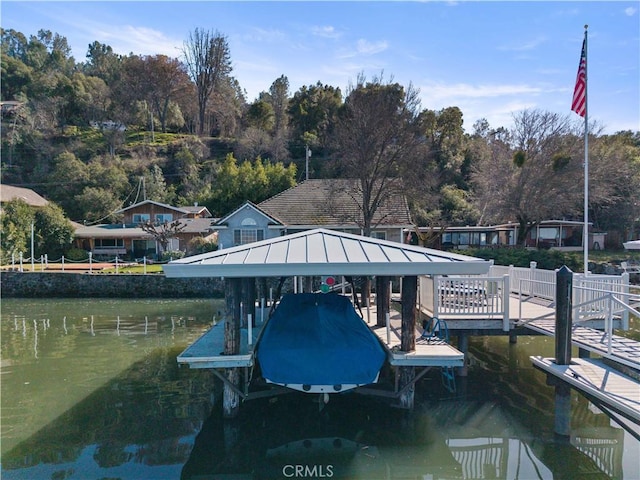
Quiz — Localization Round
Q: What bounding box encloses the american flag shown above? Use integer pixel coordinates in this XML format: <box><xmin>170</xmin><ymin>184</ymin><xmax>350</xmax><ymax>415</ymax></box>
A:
<box><xmin>571</xmin><ymin>38</ymin><xmax>587</xmax><ymax>117</ymax></box>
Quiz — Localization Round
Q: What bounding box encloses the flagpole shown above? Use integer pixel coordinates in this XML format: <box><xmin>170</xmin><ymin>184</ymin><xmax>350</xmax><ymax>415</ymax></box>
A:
<box><xmin>582</xmin><ymin>25</ymin><xmax>589</xmax><ymax>275</ymax></box>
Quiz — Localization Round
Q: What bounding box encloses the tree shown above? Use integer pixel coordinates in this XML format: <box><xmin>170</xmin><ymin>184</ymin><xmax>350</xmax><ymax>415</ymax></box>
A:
<box><xmin>266</xmin><ymin>75</ymin><xmax>289</xmax><ymax>136</ymax></box>
<box><xmin>588</xmin><ymin>131</ymin><xmax>640</xmax><ymax>244</ymax></box>
<box><xmin>122</xmin><ymin>54</ymin><xmax>191</xmax><ymax>133</ymax></box>
<box><xmin>471</xmin><ymin>109</ymin><xmax>583</xmax><ymax>245</ymax></box>
<box><xmin>288</xmin><ymin>82</ymin><xmax>342</xmax><ymax>161</ymax></box>
<box><xmin>0</xmin><ymin>198</ymin><xmax>35</xmax><ymax>263</ymax></box>
<box><xmin>84</xmin><ymin>41</ymin><xmax>121</xmax><ymax>84</ymax></box>
<box><xmin>182</xmin><ymin>28</ymin><xmax>232</xmax><ymax>135</ymax></box>
<box><xmin>245</xmin><ymin>100</ymin><xmax>274</xmax><ymax>132</ymax></box>
<box><xmin>421</xmin><ymin>106</ymin><xmax>468</xmax><ymax>188</ymax></box>
<box><xmin>332</xmin><ymin>74</ymin><xmax>422</xmax><ymax>236</ymax></box>
<box><xmin>74</xmin><ymin>186</ymin><xmax>123</xmax><ymax>224</ymax></box>
<box><xmin>140</xmin><ymin>219</ymin><xmax>186</xmax><ymax>254</ymax></box>
<box><xmin>204</xmin><ymin>153</ymin><xmax>296</xmax><ymax>215</ymax></box>
<box><xmin>33</xmin><ymin>203</ymin><xmax>75</xmax><ymax>258</ymax></box>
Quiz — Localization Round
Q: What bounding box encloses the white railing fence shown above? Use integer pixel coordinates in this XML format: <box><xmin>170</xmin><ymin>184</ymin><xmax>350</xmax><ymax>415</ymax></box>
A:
<box><xmin>419</xmin><ymin>275</ymin><xmax>510</xmax><ymax>331</ymax></box>
<box><xmin>419</xmin><ymin>263</ymin><xmax>632</xmax><ymax>332</ymax></box>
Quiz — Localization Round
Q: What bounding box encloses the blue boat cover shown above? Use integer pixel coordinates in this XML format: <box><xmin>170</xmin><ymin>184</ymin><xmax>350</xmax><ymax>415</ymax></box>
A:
<box><xmin>256</xmin><ymin>293</ymin><xmax>386</xmax><ymax>387</ymax></box>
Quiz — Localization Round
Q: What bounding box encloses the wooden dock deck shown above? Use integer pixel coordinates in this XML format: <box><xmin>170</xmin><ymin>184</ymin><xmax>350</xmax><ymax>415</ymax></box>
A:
<box><xmin>525</xmin><ymin>318</ymin><xmax>640</xmax><ymax>371</ymax></box>
<box><xmin>367</xmin><ymin>305</ymin><xmax>464</xmax><ymax>367</ymax></box>
<box><xmin>178</xmin><ymin>303</ymin><xmax>464</xmax><ymax>371</ymax></box>
<box><xmin>531</xmin><ymin>356</ymin><xmax>640</xmax><ymax>424</ymax></box>
<box><xmin>177</xmin><ymin>318</ymin><xmax>264</xmax><ymax>369</ymax></box>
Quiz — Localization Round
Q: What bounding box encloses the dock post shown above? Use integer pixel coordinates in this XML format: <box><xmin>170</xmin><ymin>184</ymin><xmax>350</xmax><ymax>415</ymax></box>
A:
<box><xmin>398</xmin><ymin>275</ymin><xmax>418</xmax><ymax>409</ymax></box>
<box><xmin>555</xmin><ymin>266</ymin><xmax>573</xmax><ymax>365</ymax></box>
<box><xmin>457</xmin><ymin>334</ymin><xmax>468</xmax><ymax>377</ymax></box>
<box><xmin>376</xmin><ymin>276</ymin><xmax>390</xmax><ymax>327</ymax></box>
<box><xmin>223</xmin><ymin>278</ymin><xmax>242</xmax><ymax>418</ymax></box>
<box><xmin>554</xmin><ymin>265</ymin><xmax>573</xmax><ymax>437</ymax></box>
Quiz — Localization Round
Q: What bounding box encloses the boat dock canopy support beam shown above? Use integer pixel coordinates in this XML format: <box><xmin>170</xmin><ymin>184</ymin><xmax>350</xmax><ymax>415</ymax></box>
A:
<box><xmin>223</xmin><ymin>278</ymin><xmax>243</xmax><ymax>418</ymax></box>
<box><xmin>398</xmin><ymin>275</ymin><xmax>418</xmax><ymax>409</ymax></box>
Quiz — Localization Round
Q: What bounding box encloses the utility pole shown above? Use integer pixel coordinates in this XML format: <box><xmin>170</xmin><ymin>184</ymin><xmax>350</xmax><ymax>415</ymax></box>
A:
<box><xmin>305</xmin><ymin>145</ymin><xmax>312</xmax><ymax>181</ymax></box>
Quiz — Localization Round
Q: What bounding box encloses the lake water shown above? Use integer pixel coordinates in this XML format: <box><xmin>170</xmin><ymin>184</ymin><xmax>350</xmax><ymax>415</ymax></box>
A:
<box><xmin>1</xmin><ymin>298</ymin><xmax>639</xmax><ymax>480</ymax></box>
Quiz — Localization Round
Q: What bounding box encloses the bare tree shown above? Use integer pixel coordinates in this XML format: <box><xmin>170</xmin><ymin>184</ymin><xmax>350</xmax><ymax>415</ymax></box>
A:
<box><xmin>140</xmin><ymin>220</ymin><xmax>186</xmax><ymax>254</ymax></box>
<box><xmin>182</xmin><ymin>28</ymin><xmax>232</xmax><ymax>135</ymax></box>
<box><xmin>332</xmin><ymin>73</ymin><xmax>423</xmax><ymax>236</ymax></box>
<box><xmin>472</xmin><ymin>109</ymin><xmax>584</xmax><ymax>244</ymax></box>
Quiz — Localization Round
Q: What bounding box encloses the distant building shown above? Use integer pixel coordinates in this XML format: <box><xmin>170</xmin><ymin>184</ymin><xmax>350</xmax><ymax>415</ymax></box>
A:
<box><xmin>0</xmin><ymin>184</ymin><xmax>49</xmax><ymax>208</ymax></box>
<box><xmin>73</xmin><ymin>200</ymin><xmax>217</xmax><ymax>259</ymax></box>
<box><xmin>410</xmin><ymin>220</ymin><xmax>602</xmax><ymax>251</ymax></box>
<box><xmin>212</xmin><ymin>179</ymin><xmax>414</xmax><ymax>249</ymax></box>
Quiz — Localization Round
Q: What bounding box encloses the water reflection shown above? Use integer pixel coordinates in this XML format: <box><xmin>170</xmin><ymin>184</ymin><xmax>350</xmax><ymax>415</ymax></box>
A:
<box><xmin>181</xmin><ymin>390</ymin><xmax>633</xmax><ymax>480</ymax></box>
<box><xmin>1</xmin><ymin>298</ymin><xmax>220</xmax><ymax>479</ymax></box>
<box><xmin>1</xmin><ymin>299</ymin><xmax>638</xmax><ymax>479</ymax></box>
<box><xmin>2</xmin><ymin>343</ymin><xmax>215</xmax><ymax>479</ymax></box>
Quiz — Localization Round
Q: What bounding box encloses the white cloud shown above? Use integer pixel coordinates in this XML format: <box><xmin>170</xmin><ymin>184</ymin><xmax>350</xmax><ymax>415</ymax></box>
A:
<box><xmin>420</xmin><ymin>82</ymin><xmax>544</xmax><ymax>102</ymax></box>
<box><xmin>498</xmin><ymin>36</ymin><xmax>547</xmax><ymax>52</ymax></box>
<box><xmin>311</xmin><ymin>25</ymin><xmax>342</xmax><ymax>39</ymax></box>
<box><xmin>356</xmin><ymin>39</ymin><xmax>389</xmax><ymax>55</ymax></box>
<box><xmin>241</xmin><ymin>27</ymin><xmax>287</xmax><ymax>44</ymax></box>
<box><xmin>624</xmin><ymin>7</ymin><xmax>637</xmax><ymax>16</ymax></box>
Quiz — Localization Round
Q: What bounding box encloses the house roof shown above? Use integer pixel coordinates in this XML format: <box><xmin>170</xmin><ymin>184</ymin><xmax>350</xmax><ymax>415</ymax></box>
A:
<box><xmin>163</xmin><ymin>228</ymin><xmax>490</xmax><ymax>278</ymax></box>
<box><xmin>115</xmin><ymin>199</ymin><xmax>190</xmax><ymax>215</ymax></box>
<box><xmin>214</xmin><ymin>201</ymin><xmax>283</xmax><ymax>227</ymax></box>
<box><xmin>1</xmin><ymin>185</ymin><xmax>49</xmax><ymax>207</ymax></box>
<box><xmin>75</xmin><ymin>217</ymin><xmax>216</xmax><ymax>238</ymax></box>
<box><xmin>257</xmin><ymin>179</ymin><xmax>413</xmax><ymax>229</ymax></box>
<box><xmin>181</xmin><ymin>205</ymin><xmax>213</xmax><ymax>217</ymax></box>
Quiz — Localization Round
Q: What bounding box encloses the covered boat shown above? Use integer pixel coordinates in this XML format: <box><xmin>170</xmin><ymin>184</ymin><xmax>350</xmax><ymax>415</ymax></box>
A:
<box><xmin>256</xmin><ymin>293</ymin><xmax>386</xmax><ymax>393</ymax></box>
<box><xmin>623</xmin><ymin>240</ymin><xmax>640</xmax><ymax>250</ymax></box>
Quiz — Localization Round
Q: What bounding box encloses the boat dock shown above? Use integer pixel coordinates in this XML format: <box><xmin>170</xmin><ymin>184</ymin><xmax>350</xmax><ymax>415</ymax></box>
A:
<box><xmin>531</xmin><ymin>356</ymin><xmax>640</xmax><ymax>424</ymax></box>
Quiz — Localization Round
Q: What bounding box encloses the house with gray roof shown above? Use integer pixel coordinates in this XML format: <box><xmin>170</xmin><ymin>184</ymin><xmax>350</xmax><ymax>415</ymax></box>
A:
<box><xmin>213</xmin><ymin>179</ymin><xmax>413</xmax><ymax>249</ymax></box>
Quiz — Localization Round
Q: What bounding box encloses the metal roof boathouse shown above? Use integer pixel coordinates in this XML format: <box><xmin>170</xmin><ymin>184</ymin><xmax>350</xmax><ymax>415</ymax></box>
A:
<box><xmin>164</xmin><ymin>228</ymin><xmax>492</xmax><ymax>417</ymax></box>
<box><xmin>163</xmin><ymin>228</ymin><xmax>490</xmax><ymax>278</ymax></box>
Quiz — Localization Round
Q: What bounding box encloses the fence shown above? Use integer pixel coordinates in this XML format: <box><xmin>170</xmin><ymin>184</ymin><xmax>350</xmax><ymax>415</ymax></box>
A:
<box><xmin>6</xmin><ymin>252</ymin><xmax>173</xmax><ymax>274</ymax></box>
<box><xmin>419</xmin><ymin>262</ymin><xmax>632</xmax><ymax>332</ymax></box>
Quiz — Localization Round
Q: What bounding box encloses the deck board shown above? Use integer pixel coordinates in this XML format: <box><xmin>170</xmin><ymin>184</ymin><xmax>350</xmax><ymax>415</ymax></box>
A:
<box><xmin>525</xmin><ymin>318</ymin><xmax>640</xmax><ymax>370</ymax></box>
<box><xmin>177</xmin><ymin>318</ymin><xmax>264</xmax><ymax>369</ymax></box>
<box><xmin>531</xmin><ymin>356</ymin><xmax>640</xmax><ymax>423</ymax></box>
<box><xmin>368</xmin><ymin>305</ymin><xmax>464</xmax><ymax>367</ymax></box>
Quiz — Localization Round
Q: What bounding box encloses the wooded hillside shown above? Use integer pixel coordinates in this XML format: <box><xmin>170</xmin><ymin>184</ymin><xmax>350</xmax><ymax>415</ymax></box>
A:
<box><xmin>2</xmin><ymin>27</ymin><xmax>639</xmax><ymax>247</ymax></box>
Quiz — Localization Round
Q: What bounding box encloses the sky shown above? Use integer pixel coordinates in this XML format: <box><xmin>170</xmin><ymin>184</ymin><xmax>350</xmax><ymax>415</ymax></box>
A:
<box><xmin>2</xmin><ymin>1</ymin><xmax>639</xmax><ymax>134</ymax></box>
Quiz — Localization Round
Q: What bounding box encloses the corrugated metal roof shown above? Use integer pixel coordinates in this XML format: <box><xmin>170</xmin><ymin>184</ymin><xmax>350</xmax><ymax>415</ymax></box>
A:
<box><xmin>163</xmin><ymin>228</ymin><xmax>490</xmax><ymax>278</ymax></box>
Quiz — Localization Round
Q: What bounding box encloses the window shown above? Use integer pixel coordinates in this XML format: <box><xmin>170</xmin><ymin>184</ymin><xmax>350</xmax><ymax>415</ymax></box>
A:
<box><xmin>133</xmin><ymin>213</ymin><xmax>150</xmax><ymax>224</ymax></box>
<box><xmin>155</xmin><ymin>213</ymin><xmax>173</xmax><ymax>224</ymax></box>
<box><xmin>95</xmin><ymin>238</ymin><xmax>124</xmax><ymax>248</ymax></box>
<box><xmin>234</xmin><ymin>229</ymin><xmax>264</xmax><ymax>245</ymax></box>
<box><xmin>371</xmin><ymin>231</ymin><xmax>386</xmax><ymax>240</ymax></box>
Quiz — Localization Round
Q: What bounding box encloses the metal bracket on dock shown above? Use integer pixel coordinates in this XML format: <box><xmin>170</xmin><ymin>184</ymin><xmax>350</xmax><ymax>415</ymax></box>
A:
<box><xmin>209</xmin><ymin>368</ymin><xmax>250</xmax><ymax>400</ymax></box>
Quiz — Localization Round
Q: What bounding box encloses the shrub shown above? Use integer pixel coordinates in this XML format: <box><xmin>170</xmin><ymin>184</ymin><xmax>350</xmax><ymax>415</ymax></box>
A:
<box><xmin>65</xmin><ymin>248</ymin><xmax>89</xmax><ymax>261</ymax></box>
<box><xmin>159</xmin><ymin>250</ymin><xmax>185</xmax><ymax>262</ymax></box>
<box><xmin>465</xmin><ymin>247</ymin><xmax>581</xmax><ymax>271</ymax></box>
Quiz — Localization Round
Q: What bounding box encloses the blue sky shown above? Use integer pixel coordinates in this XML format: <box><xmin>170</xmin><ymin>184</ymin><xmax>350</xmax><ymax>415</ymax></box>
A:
<box><xmin>2</xmin><ymin>1</ymin><xmax>639</xmax><ymax>134</ymax></box>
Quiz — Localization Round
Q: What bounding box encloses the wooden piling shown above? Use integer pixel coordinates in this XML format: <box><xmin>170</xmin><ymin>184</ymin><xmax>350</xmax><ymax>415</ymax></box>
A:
<box><xmin>555</xmin><ymin>266</ymin><xmax>573</xmax><ymax>366</ymax></box>
<box><xmin>554</xmin><ymin>265</ymin><xmax>573</xmax><ymax>436</ymax></box>
<box><xmin>457</xmin><ymin>334</ymin><xmax>469</xmax><ymax>377</ymax></box>
<box><xmin>398</xmin><ymin>275</ymin><xmax>417</xmax><ymax>409</ymax></box>
<box><xmin>376</xmin><ymin>275</ymin><xmax>390</xmax><ymax>327</ymax></box>
<box><xmin>223</xmin><ymin>278</ymin><xmax>242</xmax><ymax>418</ymax></box>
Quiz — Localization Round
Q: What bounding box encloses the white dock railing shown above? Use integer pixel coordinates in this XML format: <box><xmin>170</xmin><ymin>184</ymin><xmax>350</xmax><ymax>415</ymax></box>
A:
<box><xmin>419</xmin><ymin>274</ymin><xmax>511</xmax><ymax>331</ymax></box>
<box><xmin>419</xmin><ymin>263</ymin><xmax>632</xmax><ymax>331</ymax></box>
